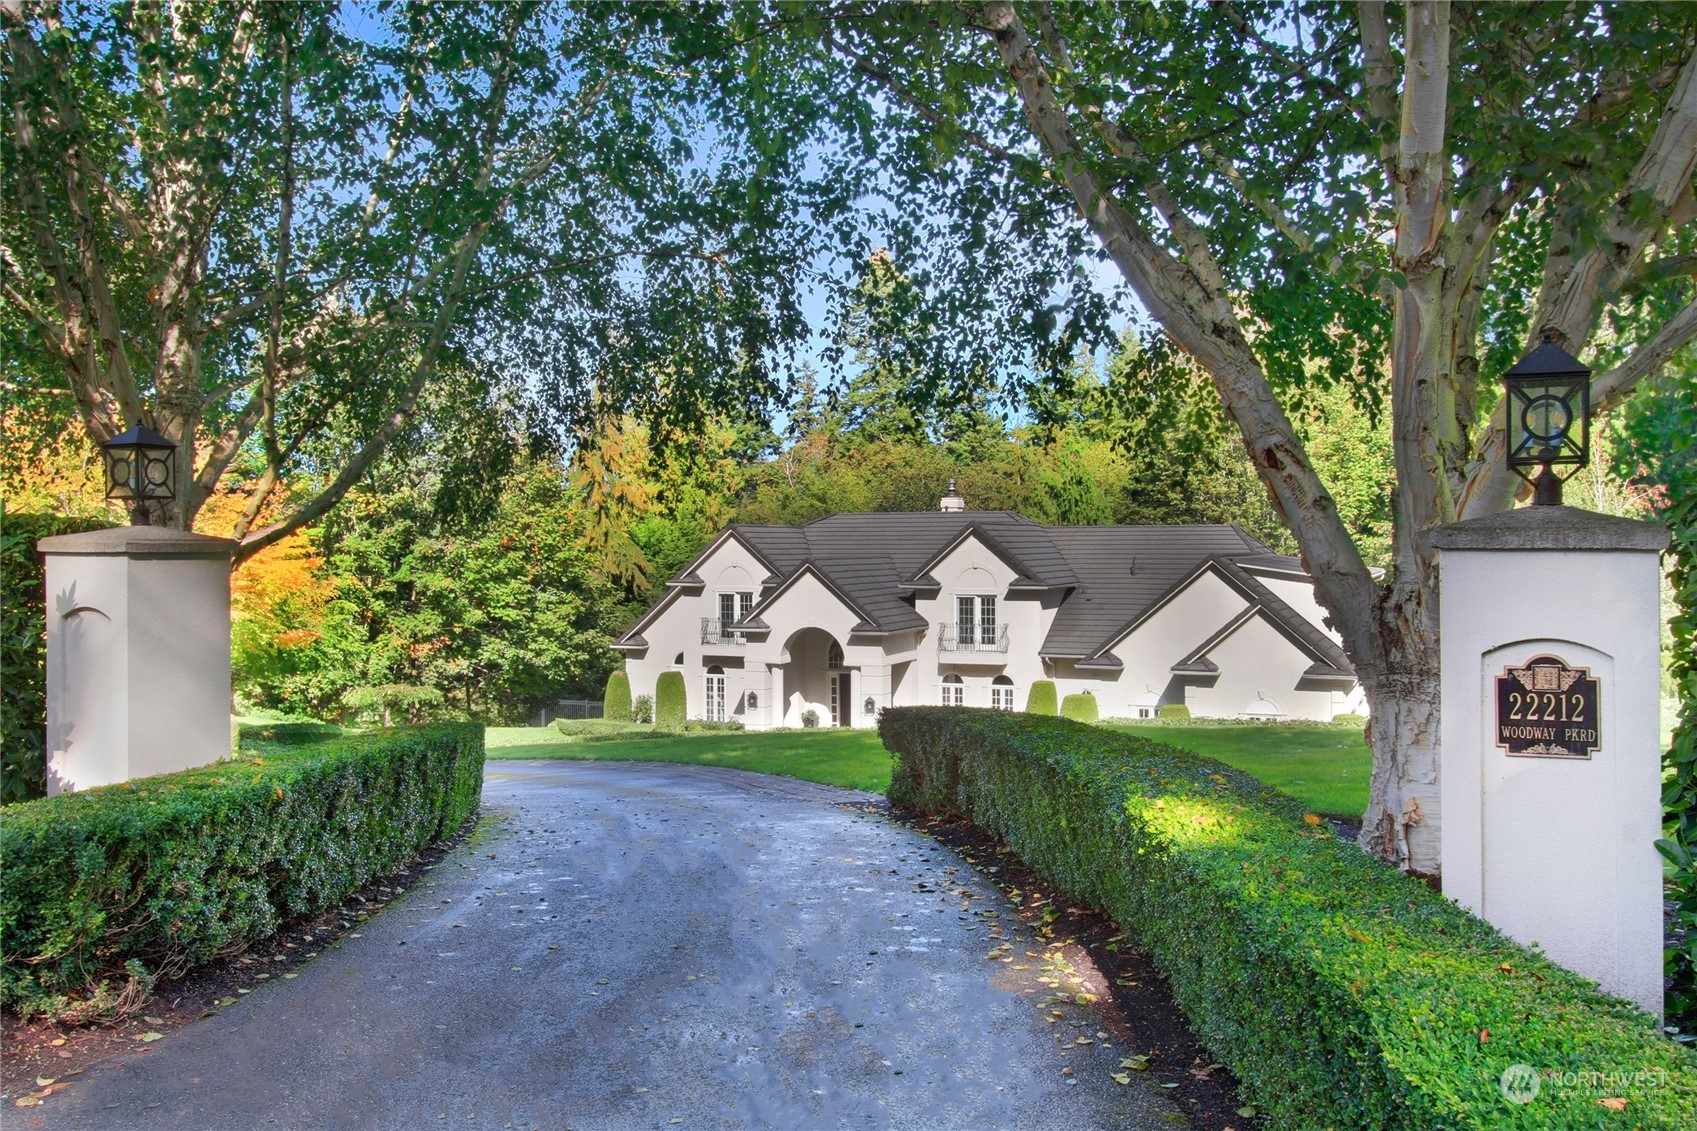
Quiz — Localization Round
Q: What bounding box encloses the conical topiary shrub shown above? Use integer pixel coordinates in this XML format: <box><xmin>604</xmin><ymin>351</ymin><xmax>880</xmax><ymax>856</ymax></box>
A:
<box><xmin>1060</xmin><ymin>692</ymin><xmax>1098</xmax><ymax>724</ymax></box>
<box><xmin>1025</xmin><ymin>680</ymin><xmax>1058</xmax><ymax>716</ymax></box>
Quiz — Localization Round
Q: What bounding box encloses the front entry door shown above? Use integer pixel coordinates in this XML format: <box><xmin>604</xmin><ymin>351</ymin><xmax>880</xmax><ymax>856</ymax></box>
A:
<box><xmin>833</xmin><ymin>673</ymin><xmax>852</xmax><ymax>727</ymax></box>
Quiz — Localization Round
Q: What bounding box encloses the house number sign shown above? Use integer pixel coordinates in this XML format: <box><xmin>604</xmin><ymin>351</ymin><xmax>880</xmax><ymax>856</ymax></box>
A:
<box><xmin>1495</xmin><ymin>654</ymin><xmax>1600</xmax><ymax>759</ymax></box>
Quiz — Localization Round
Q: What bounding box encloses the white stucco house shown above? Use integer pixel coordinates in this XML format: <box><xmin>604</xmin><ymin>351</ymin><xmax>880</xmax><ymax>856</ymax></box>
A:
<box><xmin>614</xmin><ymin>485</ymin><xmax>1366</xmax><ymax>728</ymax></box>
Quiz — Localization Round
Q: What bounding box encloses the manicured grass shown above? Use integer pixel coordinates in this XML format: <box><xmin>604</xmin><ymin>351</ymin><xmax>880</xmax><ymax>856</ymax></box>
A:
<box><xmin>484</xmin><ymin>726</ymin><xmax>893</xmax><ymax>792</ymax></box>
<box><xmin>1102</xmin><ymin>722</ymin><xmax>1370</xmax><ymax>818</ymax></box>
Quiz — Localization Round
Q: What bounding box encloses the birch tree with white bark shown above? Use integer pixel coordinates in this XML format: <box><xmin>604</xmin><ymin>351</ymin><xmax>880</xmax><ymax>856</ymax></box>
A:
<box><xmin>813</xmin><ymin>0</ymin><xmax>1697</xmax><ymax>874</ymax></box>
<box><xmin>1</xmin><ymin>0</ymin><xmax>834</xmax><ymax>561</ymax></box>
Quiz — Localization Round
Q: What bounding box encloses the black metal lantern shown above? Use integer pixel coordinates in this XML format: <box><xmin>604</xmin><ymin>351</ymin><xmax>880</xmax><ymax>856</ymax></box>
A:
<box><xmin>100</xmin><ymin>425</ymin><xmax>177</xmax><ymax>524</ymax></box>
<box><xmin>1504</xmin><ymin>341</ymin><xmax>1589</xmax><ymax>506</ymax></box>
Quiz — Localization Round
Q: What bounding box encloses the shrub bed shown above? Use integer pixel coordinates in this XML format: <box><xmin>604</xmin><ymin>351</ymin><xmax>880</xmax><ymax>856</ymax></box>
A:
<box><xmin>1</xmin><ymin>724</ymin><xmax>483</xmax><ymax>1015</ymax></box>
<box><xmin>882</xmin><ymin>708</ymin><xmax>1697</xmax><ymax>1129</ymax></box>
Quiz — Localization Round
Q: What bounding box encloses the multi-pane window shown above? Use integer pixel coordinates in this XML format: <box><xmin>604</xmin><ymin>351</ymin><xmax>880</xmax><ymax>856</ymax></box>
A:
<box><xmin>717</xmin><ymin>591</ymin><xmax>753</xmax><ymax>641</ymax></box>
<box><xmin>990</xmin><ymin>677</ymin><xmax>1016</xmax><ymax>711</ymax></box>
<box><xmin>955</xmin><ymin>595</ymin><xmax>997</xmax><ymax>648</ymax></box>
<box><xmin>941</xmin><ymin>674</ymin><xmax>964</xmax><ymax>707</ymax></box>
<box><xmin>704</xmin><ymin>668</ymin><xmax>727</xmax><ymax>722</ymax></box>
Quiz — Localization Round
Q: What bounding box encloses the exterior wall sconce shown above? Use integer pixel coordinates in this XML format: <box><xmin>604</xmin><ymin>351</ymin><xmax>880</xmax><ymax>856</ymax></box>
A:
<box><xmin>100</xmin><ymin>424</ymin><xmax>177</xmax><ymax>525</ymax></box>
<box><xmin>1504</xmin><ymin>341</ymin><xmax>1590</xmax><ymax>506</ymax></box>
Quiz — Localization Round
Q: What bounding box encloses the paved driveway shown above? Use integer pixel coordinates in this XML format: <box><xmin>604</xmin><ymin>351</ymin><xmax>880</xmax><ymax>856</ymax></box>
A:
<box><xmin>27</xmin><ymin>761</ymin><xmax>1186</xmax><ymax>1130</ymax></box>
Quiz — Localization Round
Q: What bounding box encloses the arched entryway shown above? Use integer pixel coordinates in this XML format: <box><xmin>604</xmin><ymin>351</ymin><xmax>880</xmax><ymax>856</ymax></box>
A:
<box><xmin>777</xmin><ymin>627</ymin><xmax>852</xmax><ymax>727</ymax></box>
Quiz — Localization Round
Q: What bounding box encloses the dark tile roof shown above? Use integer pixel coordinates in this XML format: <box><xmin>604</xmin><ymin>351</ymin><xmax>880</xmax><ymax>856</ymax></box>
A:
<box><xmin>623</xmin><ymin>512</ymin><xmax>1350</xmax><ymax>676</ymax></box>
<box><xmin>1039</xmin><ymin>525</ymin><xmax>1270</xmax><ymax>658</ymax></box>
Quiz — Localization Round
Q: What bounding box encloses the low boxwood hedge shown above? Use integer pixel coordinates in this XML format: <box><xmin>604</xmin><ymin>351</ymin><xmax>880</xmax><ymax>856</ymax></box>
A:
<box><xmin>1</xmin><ymin>724</ymin><xmax>483</xmax><ymax>1014</ymax></box>
<box><xmin>882</xmin><ymin>708</ymin><xmax>1697</xmax><ymax>1129</ymax></box>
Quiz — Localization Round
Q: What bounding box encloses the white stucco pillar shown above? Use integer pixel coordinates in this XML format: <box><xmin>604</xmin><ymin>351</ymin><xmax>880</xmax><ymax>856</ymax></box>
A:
<box><xmin>1433</xmin><ymin>506</ymin><xmax>1668</xmax><ymax>1016</ymax></box>
<box><xmin>39</xmin><ymin>526</ymin><xmax>236</xmax><ymax>794</ymax></box>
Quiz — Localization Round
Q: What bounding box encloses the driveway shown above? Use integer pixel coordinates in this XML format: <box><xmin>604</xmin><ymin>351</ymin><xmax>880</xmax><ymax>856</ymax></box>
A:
<box><xmin>25</xmin><ymin>761</ymin><xmax>1188</xmax><ymax>1130</ymax></box>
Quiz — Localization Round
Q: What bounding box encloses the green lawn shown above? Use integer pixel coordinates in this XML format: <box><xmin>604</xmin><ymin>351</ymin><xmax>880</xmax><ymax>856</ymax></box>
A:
<box><xmin>1103</xmin><ymin>722</ymin><xmax>1370</xmax><ymax>818</ymax></box>
<box><xmin>484</xmin><ymin>726</ymin><xmax>894</xmax><ymax>792</ymax></box>
<box><xmin>486</xmin><ymin>719</ymin><xmax>1371</xmax><ymax>814</ymax></box>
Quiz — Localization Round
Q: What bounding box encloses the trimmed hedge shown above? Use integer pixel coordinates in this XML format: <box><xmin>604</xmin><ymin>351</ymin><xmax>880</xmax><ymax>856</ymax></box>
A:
<box><xmin>654</xmin><ymin>671</ymin><xmax>687</xmax><ymax>729</ymax></box>
<box><xmin>1059</xmin><ymin>691</ymin><xmax>1098</xmax><ymax>723</ymax></box>
<box><xmin>882</xmin><ymin>709</ymin><xmax>1697</xmax><ymax>1129</ymax></box>
<box><xmin>603</xmin><ymin>670</ymin><xmax>632</xmax><ymax>722</ymax></box>
<box><xmin>1024</xmin><ymin>680</ymin><xmax>1057</xmax><ymax>716</ymax></box>
<box><xmin>1</xmin><ymin>510</ymin><xmax>115</xmax><ymax>803</ymax></box>
<box><xmin>1</xmin><ymin>725</ymin><xmax>483</xmax><ymax>1012</ymax></box>
<box><xmin>1158</xmin><ymin>703</ymin><xmax>1190</xmax><ymax>719</ymax></box>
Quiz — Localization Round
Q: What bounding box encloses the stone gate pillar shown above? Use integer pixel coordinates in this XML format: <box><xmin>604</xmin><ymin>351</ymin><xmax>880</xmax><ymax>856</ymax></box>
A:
<box><xmin>1434</xmin><ymin>506</ymin><xmax>1668</xmax><ymax>1016</ymax></box>
<box><xmin>39</xmin><ymin>526</ymin><xmax>236</xmax><ymax>794</ymax></box>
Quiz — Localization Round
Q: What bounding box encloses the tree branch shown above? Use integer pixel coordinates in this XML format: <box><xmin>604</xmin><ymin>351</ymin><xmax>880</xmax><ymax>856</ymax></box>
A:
<box><xmin>975</xmin><ymin>0</ymin><xmax>1381</xmax><ymax>675</ymax></box>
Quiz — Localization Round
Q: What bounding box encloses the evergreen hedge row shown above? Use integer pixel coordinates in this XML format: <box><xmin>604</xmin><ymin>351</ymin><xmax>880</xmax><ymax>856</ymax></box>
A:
<box><xmin>1</xmin><ymin>724</ymin><xmax>484</xmax><ymax>1012</ymax></box>
<box><xmin>881</xmin><ymin>708</ymin><xmax>1697</xmax><ymax>1130</ymax></box>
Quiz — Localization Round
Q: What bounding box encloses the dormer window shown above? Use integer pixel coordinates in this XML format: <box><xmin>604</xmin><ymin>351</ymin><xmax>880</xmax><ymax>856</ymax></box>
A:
<box><xmin>948</xmin><ymin>594</ymin><xmax>1001</xmax><ymax>652</ymax></box>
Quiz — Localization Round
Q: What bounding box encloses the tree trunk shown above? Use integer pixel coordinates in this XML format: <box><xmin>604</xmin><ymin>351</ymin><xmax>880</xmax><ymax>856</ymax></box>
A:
<box><xmin>1356</xmin><ymin>588</ymin><xmax>1443</xmax><ymax>875</ymax></box>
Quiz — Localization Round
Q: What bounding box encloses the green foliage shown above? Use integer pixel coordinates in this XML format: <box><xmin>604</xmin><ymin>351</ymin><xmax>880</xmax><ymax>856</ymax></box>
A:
<box><xmin>631</xmin><ymin>695</ymin><xmax>655</xmax><ymax>725</ymax></box>
<box><xmin>4</xmin><ymin>4</ymin><xmax>854</xmax><ymax>538</ymax></box>
<box><xmin>1</xmin><ymin>725</ymin><xmax>483</xmax><ymax>1015</ymax></box>
<box><xmin>1059</xmin><ymin>692</ymin><xmax>1098</xmax><ymax>724</ymax></box>
<box><xmin>801</xmin><ymin>709</ymin><xmax>821</xmax><ymax>729</ymax></box>
<box><xmin>1158</xmin><ymin>704</ymin><xmax>1191</xmax><ymax>720</ymax></box>
<box><xmin>236</xmin><ymin>461</ymin><xmax>621</xmax><ymax>724</ymax></box>
<box><xmin>882</xmin><ymin>709</ymin><xmax>1697</xmax><ymax>1129</ymax></box>
<box><xmin>1331</xmin><ymin>713</ymin><xmax>1367</xmax><ymax>727</ymax></box>
<box><xmin>552</xmin><ymin>718</ymin><xmax>646</xmax><ymax>739</ymax></box>
<box><xmin>0</xmin><ymin>510</ymin><xmax>114</xmax><ymax>804</ymax></box>
<box><xmin>654</xmin><ymin>672</ymin><xmax>687</xmax><ymax>730</ymax></box>
<box><xmin>487</xmin><ymin>725</ymin><xmax>889</xmax><ymax>793</ymax></box>
<box><xmin>1615</xmin><ymin>368</ymin><xmax>1697</xmax><ymax>1031</ymax></box>
<box><xmin>1024</xmin><ymin>680</ymin><xmax>1058</xmax><ymax>716</ymax></box>
<box><xmin>342</xmin><ymin>684</ymin><xmax>445</xmax><ymax>728</ymax></box>
<box><xmin>603</xmin><ymin>671</ymin><xmax>632</xmax><ymax>722</ymax></box>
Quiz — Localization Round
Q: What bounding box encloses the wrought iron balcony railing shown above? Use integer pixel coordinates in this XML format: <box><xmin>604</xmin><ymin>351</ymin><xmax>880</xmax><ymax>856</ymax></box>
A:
<box><xmin>701</xmin><ymin>618</ymin><xmax>746</xmax><ymax>646</ymax></box>
<box><xmin>938</xmin><ymin>622</ymin><xmax>1009</xmax><ymax>653</ymax></box>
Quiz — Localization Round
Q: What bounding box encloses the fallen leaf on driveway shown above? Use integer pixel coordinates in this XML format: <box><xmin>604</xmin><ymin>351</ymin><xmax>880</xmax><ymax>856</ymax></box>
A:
<box><xmin>137</xmin><ymin>1032</ymin><xmax>164</xmax><ymax>1043</ymax></box>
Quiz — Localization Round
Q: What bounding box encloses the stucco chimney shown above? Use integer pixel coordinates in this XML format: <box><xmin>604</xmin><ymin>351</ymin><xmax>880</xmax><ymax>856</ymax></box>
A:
<box><xmin>939</xmin><ymin>478</ymin><xmax>965</xmax><ymax>512</ymax></box>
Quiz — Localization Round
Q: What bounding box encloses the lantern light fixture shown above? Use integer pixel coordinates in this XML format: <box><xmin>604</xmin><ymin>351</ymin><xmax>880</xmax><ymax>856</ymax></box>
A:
<box><xmin>100</xmin><ymin>424</ymin><xmax>177</xmax><ymax>525</ymax></box>
<box><xmin>1504</xmin><ymin>340</ymin><xmax>1590</xmax><ymax>506</ymax></box>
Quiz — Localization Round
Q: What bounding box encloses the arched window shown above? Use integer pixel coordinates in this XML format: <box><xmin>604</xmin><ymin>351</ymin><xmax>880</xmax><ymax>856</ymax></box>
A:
<box><xmin>941</xmin><ymin>672</ymin><xmax>964</xmax><ymax>708</ymax></box>
<box><xmin>827</xmin><ymin>641</ymin><xmax>845</xmax><ymax>670</ymax></box>
<box><xmin>990</xmin><ymin>674</ymin><xmax>1016</xmax><ymax>711</ymax></box>
<box><xmin>704</xmin><ymin>665</ymin><xmax>726</xmax><ymax>722</ymax></box>
<box><xmin>1244</xmin><ymin>693</ymin><xmax>1283</xmax><ymax>720</ymax></box>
